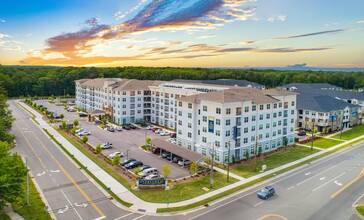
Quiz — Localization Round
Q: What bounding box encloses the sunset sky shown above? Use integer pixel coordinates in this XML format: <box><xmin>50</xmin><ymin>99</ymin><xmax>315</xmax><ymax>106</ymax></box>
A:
<box><xmin>0</xmin><ymin>0</ymin><xmax>363</xmax><ymax>68</ymax></box>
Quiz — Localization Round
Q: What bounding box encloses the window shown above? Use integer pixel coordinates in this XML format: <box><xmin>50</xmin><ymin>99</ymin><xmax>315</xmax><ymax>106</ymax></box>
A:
<box><xmin>251</xmin><ymin>126</ymin><xmax>256</xmax><ymax>131</ymax></box>
<box><xmin>274</xmin><ymin>103</ymin><xmax>277</xmax><ymax>108</ymax></box>
<box><xmin>188</xmin><ymin>123</ymin><xmax>192</xmax><ymax>128</ymax></box>
<box><xmin>273</xmin><ymin>131</ymin><xmax>276</xmax><ymax>137</ymax></box>
<box><xmin>215</xmin><ymin>141</ymin><xmax>220</xmax><ymax>148</ymax></box>
<box><xmin>226</xmin><ymin>130</ymin><xmax>230</xmax><ymax>137</ymax></box>
<box><xmin>178</xmin><ymin>111</ymin><xmax>182</xmax><ymax>116</ymax></box>
<box><xmin>278</xmin><ymin>121</ymin><xmax>282</xmax><ymax>126</ymax></box>
<box><xmin>226</xmin><ymin>119</ymin><xmax>231</xmax><ymax>126</ymax></box>
<box><xmin>244</xmin><ymin>107</ymin><xmax>249</xmax><ymax>112</ymax></box>
<box><xmin>259</xmin><ymin>124</ymin><xmax>263</xmax><ymax>130</ymax></box>
<box><xmin>202</xmin><ymin>147</ymin><xmax>206</xmax><ymax>154</ymax></box>
<box><xmin>226</xmin><ymin>108</ymin><xmax>231</xmax><ymax>115</ymax></box>
<box><xmin>198</xmin><ymin>120</ymin><xmax>200</xmax><ymax>125</ymax></box>
<box><xmin>243</xmin><ymin>138</ymin><xmax>248</xmax><ymax>144</ymax></box>
<box><xmin>273</xmin><ymin>122</ymin><xmax>277</xmax><ymax>127</ymax></box>
<box><xmin>203</xmin><ymin>116</ymin><xmax>207</xmax><ymax>122</ymax></box>
<box><xmin>266</xmin><ymin>114</ymin><xmax>270</xmax><ymax>119</ymax></box>
<box><xmin>278</xmin><ymin>129</ymin><xmax>281</xmax><ymax>134</ymax></box>
<box><xmin>215</xmin><ymin>130</ymin><xmax>220</xmax><ymax>136</ymax></box>
<box><xmin>291</xmin><ymin>101</ymin><xmax>295</xmax><ymax>106</ymax></box>
<box><xmin>273</xmin><ymin>112</ymin><xmax>277</xmax><ymax>118</ymax></box>
<box><xmin>291</xmin><ymin>118</ymin><xmax>294</xmax><ymax>123</ymax></box>
<box><xmin>203</xmin><ymin>127</ymin><xmax>207</xmax><ymax>132</ymax></box>
<box><xmin>252</xmin><ymin>105</ymin><xmax>256</xmax><ymax>111</ymax></box>
<box><xmin>259</xmin><ymin>114</ymin><xmax>263</xmax><ymax>120</ymax></box>
<box><xmin>178</xmin><ymin>120</ymin><xmax>182</xmax><ymax>125</ymax></box>
<box><xmin>266</xmin><ymin>123</ymin><xmax>270</xmax><ymax>129</ymax></box>
<box><xmin>252</xmin><ymin>116</ymin><xmax>256</xmax><ymax>121</ymax></box>
<box><xmin>244</xmin><ymin>117</ymin><xmax>249</xmax><ymax>123</ymax></box>
<box><xmin>279</xmin><ymin>112</ymin><xmax>282</xmax><ymax>117</ymax></box>
<box><xmin>244</xmin><ymin>127</ymin><xmax>248</xmax><ymax>133</ymax></box>
<box><xmin>260</xmin><ymin>105</ymin><xmax>264</xmax><ymax>110</ymax></box>
<box><xmin>251</xmin><ymin>136</ymin><xmax>255</xmax><ymax>141</ymax></box>
<box><xmin>179</xmin><ymin>102</ymin><xmax>182</xmax><ymax>107</ymax></box>
<box><xmin>267</xmin><ymin>104</ymin><xmax>271</xmax><ymax>110</ymax></box>
<box><xmin>279</xmin><ymin>102</ymin><xmax>282</xmax><ymax>108</ymax></box>
<box><xmin>236</xmin><ymin>107</ymin><xmax>242</xmax><ymax>115</ymax></box>
<box><xmin>216</xmin><ymin>119</ymin><xmax>221</xmax><ymax>125</ymax></box>
<box><xmin>259</xmin><ymin>134</ymin><xmax>263</xmax><ymax>139</ymax></box>
<box><xmin>188</xmin><ymin>132</ymin><xmax>192</xmax><ymax>138</ymax></box>
<box><xmin>188</xmin><ymin>113</ymin><xmax>192</xmax><ymax>118</ymax></box>
<box><xmin>188</xmin><ymin>103</ymin><xmax>192</xmax><ymax>109</ymax></box>
<box><xmin>291</xmin><ymin>110</ymin><xmax>295</xmax><ymax>115</ymax></box>
<box><xmin>266</xmin><ymin>133</ymin><xmax>270</xmax><ymax>138</ymax></box>
<box><xmin>203</xmin><ymin>105</ymin><xmax>207</xmax><ymax>111</ymax></box>
<box><xmin>122</xmin><ymin>98</ymin><xmax>127</xmax><ymax>102</ymax></box>
<box><xmin>216</xmin><ymin>108</ymin><xmax>221</xmax><ymax>114</ymax></box>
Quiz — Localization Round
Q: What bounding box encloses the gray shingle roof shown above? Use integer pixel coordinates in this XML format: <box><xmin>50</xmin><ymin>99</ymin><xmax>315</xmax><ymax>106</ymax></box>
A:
<box><xmin>172</xmin><ymin>79</ymin><xmax>263</xmax><ymax>88</ymax></box>
<box><xmin>297</xmin><ymin>94</ymin><xmax>358</xmax><ymax>112</ymax></box>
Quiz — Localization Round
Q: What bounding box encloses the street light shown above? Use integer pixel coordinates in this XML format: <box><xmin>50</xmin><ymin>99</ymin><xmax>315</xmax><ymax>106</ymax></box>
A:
<box><xmin>311</xmin><ymin>118</ymin><xmax>315</xmax><ymax>151</ymax></box>
<box><xmin>208</xmin><ymin>142</ymin><xmax>215</xmax><ymax>188</ymax></box>
<box><xmin>126</xmin><ymin>149</ymin><xmax>130</xmax><ymax>159</ymax></box>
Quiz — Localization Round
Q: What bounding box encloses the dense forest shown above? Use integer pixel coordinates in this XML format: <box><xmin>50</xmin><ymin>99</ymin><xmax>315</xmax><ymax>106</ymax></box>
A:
<box><xmin>0</xmin><ymin>66</ymin><xmax>363</xmax><ymax>97</ymax></box>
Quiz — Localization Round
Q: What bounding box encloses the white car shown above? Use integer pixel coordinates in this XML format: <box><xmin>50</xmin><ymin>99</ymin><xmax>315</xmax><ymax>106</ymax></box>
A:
<box><xmin>146</xmin><ymin>125</ymin><xmax>154</xmax><ymax>130</ymax></box>
<box><xmin>77</xmin><ymin>130</ymin><xmax>90</xmax><ymax>136</ymax></box>
<box><xmin>101</xmin><ymin>142</ymin><xmax>113</xmax><ymax>149</ymax></box>
<box><xmin>115</xmin><ymin>126</ymin><xmax>123</xmax><ymax>132</ymax></box>
<box><xmin>143</xmin><ymin>174</ymin><xmax>162</xmax><ymax>180</ymax></box>
<box><xmin>76</xmin><ymin>128</ymin><xmax>86</xmax><ymax>133</ymax></box>
<box><xmin>178</xmin><ymin>159</ymin><xmax>192</xmax><ymax>166</ymax></box>
<box><xmin>159</xmin><ymin>131</ymin><xmax>170</xmax><ymax>136</ymax></box>
<box><xmin>109</xmin><ymin>151</ymin><xmax>124</xmax><ymax>159</ymax></box>
<box><xmin>168</xmin><ymin>138</ymin><xmax>176</xmax><ymax>144</ymax></box>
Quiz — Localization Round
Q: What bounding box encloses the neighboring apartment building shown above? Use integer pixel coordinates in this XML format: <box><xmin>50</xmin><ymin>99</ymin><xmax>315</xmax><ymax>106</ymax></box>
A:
<box><xmin>176</xmin><ymin>88</ymin><xmax>297</xmax><ymax>164</ymax></box>
<box><xmin>296</xmin><ymin>94</ymin><xmax>362</xmax><ymax>133</ymax></box>
<box><xmin>172</xmin><ymin>79</ymin><xmax>265</xmax><ymax>90</ymax></box>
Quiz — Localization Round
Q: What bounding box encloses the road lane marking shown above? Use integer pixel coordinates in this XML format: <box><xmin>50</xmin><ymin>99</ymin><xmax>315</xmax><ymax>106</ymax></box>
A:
<box><xmin>257</xmin><ymin>214</ymin><xmax>288</xmax><ymax>220</ymax></box>
<box><xmin>334</xmin><ymin>180</ymin><xmax>343</xmax><ymax>186</ymax></box>
<box><xmin>319</xmin><ymin>177</ymin><xmax>326</xmax><ymax>180</ymax></box>
<box><xmin>287</xmin><ymin>186</ymin><xmax>295</xmax><ymax>191</ymax></box>
<box><xmin>312</xmin><ymin>172</ymin><xmax>346</xmax><ymax>192</ymax></box>
<box><xmin>305</xmin><ymin>172</ymin><xmax>311</xmax><ymax>176</ymax></box>
<box><xmin>331</xmin><ymin>168</ymin><xmax>364</xmax><ymax>199</ymax></box>
<box><xmin>14</xmin><ymin>106</ymin><xmax>105</xmax><ymax>218</ymax></box>
<box><xmin>93</xmin><ymin>216</ymin><xmax>106</xmax><ymax>220</ymax></box>
<box><xmin>131</xmin><ymin>215</ymin><xmax>145</xmax><ymax>220</ymax></box>
<box><xmin>61</xmin><ymin>189</ymin><xmax>83</xmax><ymax>219</ymax></box>
<box><xmin>37</xmin><ymin>171</ymin><xmax>46</xmax><ymax>177</ymax></box>
<box><xmin>297</xmin><ymin>160</ymin><xmax>346</xmax><ymax>186</ymax></box>
<box><xmin>113</xmin><ymin>213</ymin><xmax>134</xmax><ymax>220</ymax></box>
<box><xmin>253</xmin><ymin>202</ymin><xmax>263</xmax><ymax>207</ymax></box>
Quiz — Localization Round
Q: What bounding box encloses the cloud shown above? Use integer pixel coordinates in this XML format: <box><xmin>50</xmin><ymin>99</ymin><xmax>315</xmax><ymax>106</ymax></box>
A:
<box><xmin>255</xmin><ymin>47</ymin><xmax>331</xmax><ymax>53</ymax></box>
<box><xmin>357</xmin><ymin>20</ymin><xmax>364</xmax><ymax>24</ymax></box>
<box><xmin>0</xmin><ymin>19</ymin><xmax>5</xmax><ymax>23</ymax></box>
<box><xmin>287</xmin><ymin>63</ymin><xmax>307</xmax><ymax>68</ymax></box>
<box><xmin>85</xmin><ymin>17</ymin><xmax>100</xmax><ymax>26</ymax></box>
<box><xmin>272</xmin><ymin>29</ymin><xmax>345</xmax><ymax>40</ymax></box>
<box><xmin>198</xmin><ymin>34</ymin><xmax>216</xmax><ymax>39</ymax></box>
<box><xmin>267</xmin><ymin>15</ymin><xmax>286</xmax><ymax>22</ymax></box>
<box><xmin>115</xmin><ymin>0</ymin><xmax>148</xmax><ymax>20</ymax></box>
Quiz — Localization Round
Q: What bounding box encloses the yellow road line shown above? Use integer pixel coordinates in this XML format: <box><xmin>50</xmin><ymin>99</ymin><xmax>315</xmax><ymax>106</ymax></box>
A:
<box><xmin>258</xmin><ymin>214</ymin><xmax>288</xmax><ymax>220</ymax></box>
<box><xmin>14</xmin><ymin>105</ymin><xmax>105</xmax><ymax>217</ymax></box>
<box><xmin>330</xmin><ymin>168</ymin><xmax>364</xmax><ymax>199</ymax></box>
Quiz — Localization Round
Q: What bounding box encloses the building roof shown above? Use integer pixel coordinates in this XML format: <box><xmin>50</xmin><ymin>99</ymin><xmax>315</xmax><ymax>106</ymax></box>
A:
<box><xmin>172</xmin><ymin>79</ymin><xmax>264</xmax><ymax>88</ymax></box>
<box><xmin>262</xmin><ymin>89</ymin><xmax>297</xmax><ymax>96</ymax></box>
<box><xmin>177</xmin><ymin>87</ymin><xmax>281</xmax><ymax>104</ymax></box>
<box><xmin>78</xmin><ymin>78</ymin><xmax>122</xmax><ymax>88</ymax></box>
<box><xmin>280</xmin><ymin>83</ymin><xmax>341</xmax><ymax>90</ymax></box>
<box><xmin>150</xmin><ymin>139</ymin><xmax>204</xmax><ymax>162</ymax></box>
<box><xmin>88</xmin><ymin>109</ymin><xmax>106</xmax><ymax>115</ymax></box>
<box><xmin>297</xmin><ymin>94</ymin><xmax>359</xmax><ymax>112</ymax></box>
<box><xmin>113</xmin><ymin>80</ymin><xmax>163</xmax><ymax>91</ymax></box>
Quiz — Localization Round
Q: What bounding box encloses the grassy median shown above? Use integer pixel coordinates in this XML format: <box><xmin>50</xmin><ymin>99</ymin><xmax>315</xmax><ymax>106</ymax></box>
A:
<box><xmin>331</xmin><ymin>125</ymin><xmax>364</xmax><ymax>140</ymax></box>
<box><xmin>356</xmin><ymin>205</ymin><xmax>364</xmax><ymax>216</ymax></box>
<box><xmin>304</xmin><ymin>138</ymin><xmax>344</xmax><ymax>149</ymax></box>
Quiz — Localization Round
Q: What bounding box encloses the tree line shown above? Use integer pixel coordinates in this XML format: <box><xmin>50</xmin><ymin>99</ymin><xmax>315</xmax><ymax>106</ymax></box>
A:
<box><xmin>0</xmin><ymin>66</ymin><xmax>363</xmax><ymax>97</ymax></box>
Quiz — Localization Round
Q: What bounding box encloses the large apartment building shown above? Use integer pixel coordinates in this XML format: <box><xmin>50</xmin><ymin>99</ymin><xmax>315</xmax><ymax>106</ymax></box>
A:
<box><xmin>176</xmin><ymin>88</ymin><xmax>297</xmax><ymax>164</ymax></box>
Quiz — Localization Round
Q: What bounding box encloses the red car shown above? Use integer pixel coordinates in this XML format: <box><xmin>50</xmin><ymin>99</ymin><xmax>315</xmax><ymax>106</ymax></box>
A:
<box><xmin>151</xmin><ymin>127</ymin><xmax>161</xmax><ymax>132</ymax></box>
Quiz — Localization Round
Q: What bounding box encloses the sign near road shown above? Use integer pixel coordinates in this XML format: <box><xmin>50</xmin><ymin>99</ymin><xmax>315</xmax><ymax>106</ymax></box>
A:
<box><xmin>136</xmin><ymin>178</ymin><xmax>167</xmax><ymax>189</ymax></box>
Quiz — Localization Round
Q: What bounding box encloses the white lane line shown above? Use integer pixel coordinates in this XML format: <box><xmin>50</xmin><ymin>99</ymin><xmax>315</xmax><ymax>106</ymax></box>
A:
<box><xmin>312</xmin><ymin>172</ymin><xmax>346</xmax><ymax>192</ymax></box>
<box><xmin>60</xmin><ymin>189</ymin><xmax>83</xmax><ymax>220</ymax></box>
<box><xmin>113</xmin><ymin>213</ymin><xmax>134</xmax><ymax>220</ymax></box>
<box><xmin>287</xmin><ymin>186</ymin><xmax>295</xmax><ymax>191</ymax></box>
<box><xmin>93</xmin><ymin>216</ymin><xmax>106</xmax><ymax>220</ymax></box>
<box><xmin>253</xmin><ymin>202</ymin><xmax>263</xmax><ymax>207</ymax></box>
<box><xmin>297</xmin><ymin>160</ymin><xmax>346</xmax><ymax>186</ymax></box>
<box><xmin>131</xmin><ymin>215</ymin><xmax>145</xmax><ymax>220</ymax></box>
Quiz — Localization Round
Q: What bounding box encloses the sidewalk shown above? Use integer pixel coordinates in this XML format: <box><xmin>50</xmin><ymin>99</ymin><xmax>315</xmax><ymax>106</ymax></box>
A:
<box><xmin>18</xmin><ymin>101</ymin><xmax>364</xmax><ymax>214</ymax></box>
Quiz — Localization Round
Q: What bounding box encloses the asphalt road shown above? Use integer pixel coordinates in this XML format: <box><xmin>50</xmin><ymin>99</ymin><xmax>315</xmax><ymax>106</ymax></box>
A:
<box><xmin>9</xmin><ymin>101</ymin><xmax>147</xmax><ymax>220</ymax></box>
<box><xmin>35</xmin><ymin>100</ymin><xmax>190</xmax><ymax>179</ymax></box>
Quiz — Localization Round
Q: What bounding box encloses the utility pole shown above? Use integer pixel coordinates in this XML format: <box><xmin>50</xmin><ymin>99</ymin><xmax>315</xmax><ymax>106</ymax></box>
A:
<box><xmin>253</xmin><ymin>136</ymin><xmax>259</xmax><ymax>172</ymax></box>
<box><xmin>227</xmin><ymin>141</ymin><xmax>231</xmax><ymax>182</ymax></box>
<box><xmin>209</xmin><ymin>142</ymin><xmax>215</xmax><ymax>188</ymax></box>
<box><xmin>26</xmin><ymin>157</ymin><xmax>29</xmax><ymax>205</ymax></box>
<box><xmin>311</xmin><ymin>119</ymin><xmax>315</xmax><ymax>151</ymax></box>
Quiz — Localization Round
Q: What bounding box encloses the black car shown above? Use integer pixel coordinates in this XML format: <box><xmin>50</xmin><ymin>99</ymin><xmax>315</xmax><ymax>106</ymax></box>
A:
<box><xmin>122</xmin><ymin>125</ymin><xmax>131</xmax><ymax>130</ymax></box>
<box><xmin>125</xmin><ymin>161</ymin><xmax>143</xmax><ymax>169</ymax></box>
<box><xmin>139</xmin><ymin>165</ymin><xmax>151</xmax><ymax>172</ymax></box>
<box><xmin>79</xmin><ymin>113</ymin><xmax>88</xmax><ymax>117</ymax></box>
<box><xmin>257</xmin><ymin>186</ymin><xmax>275</xmax><ymax>200</ymax></box>
<box><xmin>297</xmin><ymin>131</ymin><xmax>306</xmax><ymax>136</ymax></box>
<box><xmin>120</xmin><ymin>158</ymin><xmax>136</xmax><ymax>166</ymax></box>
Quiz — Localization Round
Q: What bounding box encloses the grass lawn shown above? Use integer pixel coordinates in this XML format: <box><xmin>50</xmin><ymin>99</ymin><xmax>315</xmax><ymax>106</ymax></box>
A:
<box><xmin>57</xmin><ymin>130</ymin><xmax>237</xmax><ymax>203</ymax></box>
<box><xmin>230</xmin><ymin>146</ymin><xmax>319</xmax><ymax>178</ymax></box>
<box><xmin>11</xmin><ymin>174</ymin><xmax>52</xmax><ymax>220</ymax></box>
<box><xmin>356</xmin><ymin>205</ymin><xmax>364</xmax><ymax>216</ymax></box>
<box><xmin>304</xmin><ymin>138</ymin><xmax>344</xmax><ymax>149</ymax></box>
<box><xmin>332</xmin><ymin>125</ymin><xmax>364</xmax><ymax>140</ymax></box>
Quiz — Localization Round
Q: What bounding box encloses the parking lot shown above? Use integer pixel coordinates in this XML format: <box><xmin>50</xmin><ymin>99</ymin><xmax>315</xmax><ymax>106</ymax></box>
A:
<box><xmin>35</xmin><ymin>100</ymin><xmax>191</xmax><ymax>179</ymax></box>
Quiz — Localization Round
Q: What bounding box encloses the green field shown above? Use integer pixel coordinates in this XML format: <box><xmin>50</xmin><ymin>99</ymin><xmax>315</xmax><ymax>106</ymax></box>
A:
<box><xmin>332</xmin><ymin>125</ymin><xmax>364</xmax><ymax>140</ymax></box>
<box><xmin>356</xmin><ymin>205</ymin><xmax>364</xmax><ymax>216</ymax></box>
<box><xmin>231</xmin><ymin>146</ymin><xmax>319</xmax><ymax>178</ymax></box>
<box><xmin>305</xmin><ymin>138</ymin><xmax>344</xmax><ymax>149</ymax></box>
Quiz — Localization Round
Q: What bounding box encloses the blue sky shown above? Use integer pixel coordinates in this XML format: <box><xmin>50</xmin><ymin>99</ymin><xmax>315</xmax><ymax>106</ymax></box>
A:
<box><xmin>0</xmin><ymin>0</ymin><xmax>363</xmax><ymax>68</ymax></box>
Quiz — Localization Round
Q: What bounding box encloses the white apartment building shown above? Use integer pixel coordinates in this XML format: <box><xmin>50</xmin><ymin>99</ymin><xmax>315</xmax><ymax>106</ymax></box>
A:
<box><xmin>176</xmin><ymin>88</ymin><xmax>297</xmax><ymax>164</ymax></box>
<box><xmin>149</xmin><ymin>82</ymin><xmax>234</xmax><ymax>130</ymax></box>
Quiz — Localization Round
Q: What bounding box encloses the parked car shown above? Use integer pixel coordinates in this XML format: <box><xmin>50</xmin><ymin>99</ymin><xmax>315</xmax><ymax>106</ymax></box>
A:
<box><xmin>170</xmin><ymin>133</ymin><xmax>176</xmax><ymax>138</ymax></box>
<box><xmin>76</xmin><ymin>128</ymin><xmax>86</xmax><ymax>133</ymax></box>
<box><xmin>122</xmin><ymin>125</ymin><xmax>131</xmax><ymax>130</ymax></box>
<box><xmin>168</xmin><ymin>138</ymin><xmax>176</xmax><ymax>144</ymax></box>
<box><xmin>152</xmin><ymin>148</ymin><xmax>160</xmax><ymax>154</ymax></box>
<box><xmin>143</xmin><ymin>174</ymin><xmax>163</xmax><ymax>180</ymax></box>
<box><xmin>155</xmin><ymin>129</ymin><xmax>163</xmax><ymax>134</ymax></box>
<box><xmin>139</xmin><ymin>165</ymin><xmax>151</xmax><ymax>172</ymax></box>
<box><xmin>151</xmin><ymin>127</ymin><xmax>160</xmax><ymax>132</ymax></box>
<box><xmin>77</xmin><ymin>131</ymin><xmax>90</xmax><ymax>136</ymax></box>
<box><xmin>129</xmin><ymin>124</ymin><xmax>137</xmax><ymax>129</ymax></box>
<box><xmin>120</xmin><ymin>158</ymin><xmax>136</xmax><ymax>166</ymax></box>
<box><xmin>106</xmin><ymin>127</ymin><xmax>115</xmax><ymax>132</ymax></box>
<box><xmin>115</xmin><ymin>126</ymin><xmax>123</xmax><ymax>131</ymax></box>
<box><xmin>108</xmin><ymin>151</ymin><xmax>124</xmax><ymax>159</ymax></box>
<box><xmin>159</xmin><ymin>131</ymin><xmax>170</xmax><ymax>136</ymax></box>
<box><xmin>162</xmin><ymin>151</ymin><xmax>169</xmax><ymax>158</ymax></box>
<box><xmin>68</xmin><ymin>108</ymin><xmax>77</xmax><ymax>112</ymax></box>
<box><xmin>146</xmin><ymin>125</ymin><xmax>154</xmax><ymax>130</ymax></box>
<box><xmin>125</xmin><ymin>161</ymin><xmax>143</xmax><ymax>169</ymax></box>
<box><xmin>101</xmin><ymin>142</ymin><xmax>113</xmax><ymax>149</ymax></box>
<box><xmin>172</xmin><ymin>156</ymin><xmax>182</xmax><ymax>163</ymax></box>
<box><xmin>79</xmin><ymin>113</ymin><xmax>88</xmax><ymax>117</ymax></box>
<box><xmin>297</xmin><ymin>131</ymin><xmax>306</xmax><ymax>136</ymax></box>
<box><xmin>257</xmin><ymin>186</ymin><xmax>275</xmax><ymax>200</ymax></box>
<box><xmin>178</xmin><ymin>159</ymin><xmax>192</xmax><ymax>166</ymax></box>
<box><xmin>138</xmin><ymin>168</ymin><xmax>158</xmax><ymax>177</ymax></box>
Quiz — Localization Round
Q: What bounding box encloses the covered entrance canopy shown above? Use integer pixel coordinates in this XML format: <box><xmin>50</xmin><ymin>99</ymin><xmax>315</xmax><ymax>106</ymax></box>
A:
<box><xmin>88</xmin><ymin>109</ymin><xmax>106</xmax><ymax>122</ymax></box>
<box><xmin>150</xmin><ymin>138</ymin><xmax>203</xmax><ymax>162</ymax></box>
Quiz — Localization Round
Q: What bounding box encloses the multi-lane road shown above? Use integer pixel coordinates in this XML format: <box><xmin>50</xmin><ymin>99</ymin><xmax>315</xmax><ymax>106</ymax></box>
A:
<box><xmin>10</xmin><ymin>100</ymin><xmax>364</xmax><ymax>220</ymax></box>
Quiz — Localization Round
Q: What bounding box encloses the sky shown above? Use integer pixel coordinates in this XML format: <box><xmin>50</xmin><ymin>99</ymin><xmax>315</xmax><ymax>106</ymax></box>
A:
<box><xmin>0</xmin><ymin>0</ymin><xmax>363</xmax><ymax>68</ymax></box>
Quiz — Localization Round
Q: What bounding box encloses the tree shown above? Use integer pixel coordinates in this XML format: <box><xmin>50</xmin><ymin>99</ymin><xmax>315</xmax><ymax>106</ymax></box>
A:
<box><xmin>50</xmin><ymin>113</ymin><xmax>54</xmax><ymax>122</ymax></box>
<box><xmin>95</xmin><ymin>144</ymin><xmax>101</xmax><ymax>154</ymax></box>
<box><xmin>73</xmin><ymin>119</ymin><xmax>79</xmax><ymax>127</ymax></box>
<box><xmin>161</xmin><ymin>164</ymin><xmax>171</xmax><ymax>179</ymax></box>
<box><xmin>81</xmin><ymin>136</ymin><xmax>88</xmax><ymax>144</ymax></box>
<box><xmin>71</xmin><ymin>128</ymin><xmax>76</xmax><ymax>136</ymax></box>
<box><xmin>0</xmin><ymin>141</ymin><xmax>28</xmax><ymax>210</ymax></box>
<box><xmin>61</xmin><ymin>121</ymin><xmax>67</xmax><ymax>129</ymax></box>
<box><xmin>102</xmin><ymin>117</ymin><xmax>107</xmax><ymax>126</ymax></box>
<box><xmin>245</xmin><ymin>150</ymin><xmax>250</xmax><ymax>160</ymax></box>
<box><xmin>60</xmin><ymin>114</ymin><xmax>64</xmax><ymax>120</ymax></box>
<box><xmin>133</xmin><ymin>166</ymin><xmax>141</xmax><ymax>175</ymax></box>
<box><xmin>0</xmin><ymin>92</ymin><xmax>15</xmax><ymax>143</ymax></box>
<box><xmin>257</xmin><ymin>146</ymin><xmax>262</xmax><ymax>157</ymax></box>
<box><xmin>112</xmin><ymin>155</ymin><xmax>121</xmax><ymax>166</ymax></box>
<box><xmin>190</xmin><ymin>161</ymin><xmax>198</xmax><ymax>175</ymax></box>
<box><xmin>145</xmin><ymin>136</ymin><xmax>151</xmax><ymax>146</ymax></box>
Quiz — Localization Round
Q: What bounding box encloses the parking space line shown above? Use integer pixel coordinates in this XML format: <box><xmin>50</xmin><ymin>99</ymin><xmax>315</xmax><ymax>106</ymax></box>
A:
<box><xmin>131</xmin><ymin>215</ymin><xmax>145</xmax><ymax>220</ymax></box>
<box><xmin>253</xmin><ymin>202</ymin><xmax>263</xmax><ymax>207</ymax></box>
<box><xmin>113</xmin><ymin>213</ymin><xmax>134</xmax><ymax>220</ymax></box>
